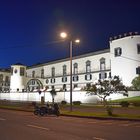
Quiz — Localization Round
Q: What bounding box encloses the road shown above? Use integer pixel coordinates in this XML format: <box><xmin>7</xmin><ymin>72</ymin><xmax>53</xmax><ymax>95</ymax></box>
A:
<box><xmin>0</xmin><ymin>109</ymin><xmax>140</xmax><ymax>140</ymax></box>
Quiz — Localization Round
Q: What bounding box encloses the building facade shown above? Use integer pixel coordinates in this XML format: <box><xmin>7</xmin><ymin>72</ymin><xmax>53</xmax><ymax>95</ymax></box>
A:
<box><xmin>0</xmin><ymin>33</ymin><xmax>140</xmax><ymax>93</ymax></box>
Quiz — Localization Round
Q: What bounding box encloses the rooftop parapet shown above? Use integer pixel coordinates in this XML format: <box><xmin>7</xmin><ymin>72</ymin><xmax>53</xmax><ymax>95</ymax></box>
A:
<box><xmin>109</xmin><ymin>31</ymin><xmax>139</xmax><ymax>41</ymax></box>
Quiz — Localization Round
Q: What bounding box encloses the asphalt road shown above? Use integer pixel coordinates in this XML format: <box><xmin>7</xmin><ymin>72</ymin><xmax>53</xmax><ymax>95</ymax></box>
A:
<box><xmin>0</xmin><ymin>109</ymin><xmax>140</xmax><ymax>140</ymax></box>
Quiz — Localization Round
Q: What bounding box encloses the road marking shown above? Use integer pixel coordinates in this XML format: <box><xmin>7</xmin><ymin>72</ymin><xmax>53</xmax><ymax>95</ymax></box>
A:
<box><xmin>27</xmin><ymin>124</ymin><xmax>50</xmax><ymax>131</ymax></box>
<box><xmin>120</xmin><ymin>123</ymin><xmax>138</xmax><ymax>127</ymax></box>
<box><xmin>0</xmin><ymin>117</ymin><xmax>6</xmax><ymax>121</ymax></box>
<box><xmin>93</xmin><ymin>136</ymin><xmax>106</xmax><ymax>140</ymax></box>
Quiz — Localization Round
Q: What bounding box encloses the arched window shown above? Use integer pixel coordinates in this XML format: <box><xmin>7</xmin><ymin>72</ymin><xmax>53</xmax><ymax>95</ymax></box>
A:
<box><xmin>63</xmin><ymin>65</ymin><xmax>67</xmax><ymax>76</ymax></box>
<box><xmin>32</xmin><ymin>71</ymin><xmax>35</xmax><ymax>78</ymax></box>
<box><xmin>5</xmin><ymin>76</ymin><xmax>9</xmax><ymax>82</ymax></box>
<box><xmin>41</xmin><ymin>69</ymin><xmax>44</xmax><ymax>78</ymax></box>
<box><xmin>100</xmin><ymin>58</ymin><xmax>105</xmax><ymax>71</ymax></box>
<box><xmin>86</xmin><ymin>60</ymin><xmax>91</xmax><ymax>73</ymax></box>
<box><xmin>51</xmin><ymin>67</ymin><xmax>55</xmax><ymax>77</ymax></box>
<box><xmin>0</xmin><ymin>74</ymin><xmax>3</xmax><ymax>82</ymax></box>
<box><xmin>73</xmin><ymin>63</ymin><xmax>78</xmax><ymax>75</ymax></box>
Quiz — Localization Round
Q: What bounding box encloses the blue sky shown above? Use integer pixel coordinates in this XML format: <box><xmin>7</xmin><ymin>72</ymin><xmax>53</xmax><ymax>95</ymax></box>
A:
<box><xmin>0</xmin><ymin>0</ymin><xmax>140</xmax><ymax>68</ymax></box>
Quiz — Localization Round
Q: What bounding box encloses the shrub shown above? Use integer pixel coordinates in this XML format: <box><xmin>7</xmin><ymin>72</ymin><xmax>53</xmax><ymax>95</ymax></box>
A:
<box><xmin>120</xmin><ymin>101</ymin><xmax>130</xmax><ymax>107</ymax></box>
<box><xmin>133</xmin><ymin>102</ymin><xmax>140</xmax><ymax>107</ymax></box>
<box><xmin>61</xmin><ymin>100</ymin><xmax>67</xmax><ymax>105</ymax></box>
<box><xmin>73</xmin><ymin>101</ymin><xmax>81</xmax><ymax>105</ymax></box>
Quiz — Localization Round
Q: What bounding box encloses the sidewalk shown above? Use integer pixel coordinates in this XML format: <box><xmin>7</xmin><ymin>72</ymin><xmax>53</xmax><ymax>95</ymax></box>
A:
<box><xmin>0</xmin><ymin>101</ymin><xmax>140</xmax><ymax>121</ymax></box>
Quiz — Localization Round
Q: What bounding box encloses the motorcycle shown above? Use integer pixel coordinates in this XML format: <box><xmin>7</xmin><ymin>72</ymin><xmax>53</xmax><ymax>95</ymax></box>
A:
<box><xmin>33</xmin><ymin>103</ymin><xmax>60</xmax><ymax>117</ymax></box>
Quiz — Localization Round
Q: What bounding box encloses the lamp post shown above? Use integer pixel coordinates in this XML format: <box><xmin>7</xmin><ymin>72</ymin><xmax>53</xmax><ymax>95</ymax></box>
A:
<box><xmin>60</xmin><ymin>32</ymin><xmax>80</xmax><ymax>111</ymax></box>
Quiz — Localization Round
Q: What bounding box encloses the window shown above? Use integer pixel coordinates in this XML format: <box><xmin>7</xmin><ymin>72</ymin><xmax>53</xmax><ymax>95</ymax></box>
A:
<box><xmin>137</xmin><ymin>44</ymin><xmax>140</xmax><ymax>54</ymax></box>
<box><xmin>46</xmin><ymin>79</ymin><xmax>49</xmax><ymax>84</ymax></box>
<box><xmin>51</xmin><ymin>78</ymin><xmax>55</xmax><ymax>83</ymax></box>
<box><xmin>14</xmin><ymin>69</ymin><xmax>17</xmax><ymax>74</ymax></box>
<box><xmin>86</xmin><ymin>60</ymin><xmax>91</xmax><ymax>73</ymax></box>
<box><xmin>51</xmin><ymin>67</ymin><xmax>55</xmax><ymax>77</ymax></box>
<box><xmin>32</xmin><ymin>71</ymin><xmax>35</xmax><ymax>78</ymax></box>
<box><xmin>11</xmin><ymin>67</ymin><xmax>13</xmax><ymax>75</ymax></box>
<box><xmin>5</xmin><ymin>76</ymin><xmax>9</xmax><ymax>82</ymax></box>
<box><xmin>114</xmin><ymin>47</ymin><xmax>122</xmax><ymax>57</ymax></box>
<box><xmin>85</xmin><ymin>74</ymin><xmax>92</xmax><ymax>81</ymax></box>
<box><xmin>136</xmin><ymin>67</ymin><xmax>140</xmax><ymax>74</ymax></box>
<box><xmin>109</xmin><ymin>72</ymin><xmax>111</xmax><ymax>78</ymax></box>
<box><xmin>0</xmin><ymin>74</ymin><xmax>3</xmax><ymax>82</ymax></box>
<box><xmin>32</xmin><ymin>80</ymin><xmax>35</xmax><ymax>85</ymax></box>
<box><xmin>63</xmin><ymin>84</ymin><xmax>66</xmax><ymax>91</ymax></box>
<box><xmin>73</xmin><ymin>63</ymin><xmax>78</xmax><ymax>75</ymax></box>
<box><xmin>73</xmin><ymin>75</ymin><xmax>79</xmax><ymax>82</ymax></box>
<box><xmin>62</xmin><ymin>77</ymin><xmax>67</xmax><ymax>82</ymax></box>
<box><xmin>100</xmin><ymin>58</ymin><xmax>105</xmax><ymax>71</ymax></box>
<box><xmin>20</xmin><ymin>67</ymin><xmax>25</xmax><ymax>76</ymax></box>
<box><xmin>41</xmin><ymin>69</ymin><xmax>44</xmax><ymax>78</ymax></box>
<box><xmin>99</xmin><ymin>72</ymin><xmax>107</xmax><ymax>79</ymax></box>
<box><xmin>74</xmin><ymin>84</ymin><xmax>78</xmax><ymax>88</ymax></box>
<box><xmin>63</xmin><ymin>65</ymin><xmax>67</xmax><ymax>76</ymax></box>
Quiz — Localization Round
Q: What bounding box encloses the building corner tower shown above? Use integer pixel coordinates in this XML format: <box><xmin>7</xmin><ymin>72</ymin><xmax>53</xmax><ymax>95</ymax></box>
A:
<box><xmin>10</xmin><ymin>63</ymin><xmax>26</xmax><ymax>92</ymax></box>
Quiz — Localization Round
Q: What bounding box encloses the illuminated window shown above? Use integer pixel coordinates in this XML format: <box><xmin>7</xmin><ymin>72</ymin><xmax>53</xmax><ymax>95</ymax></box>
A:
<box><xmin>114</xmin><ymin>47</ymin><xmax>122</xmax><ymax>57</ymax></box>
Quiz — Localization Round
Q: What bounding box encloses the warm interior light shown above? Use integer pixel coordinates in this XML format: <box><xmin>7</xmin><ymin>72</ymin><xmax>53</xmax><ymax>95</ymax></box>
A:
<box><xmin>60</xmin><ymin>32</ymin><xmax>67</xmax><ymax>38</ymax></box>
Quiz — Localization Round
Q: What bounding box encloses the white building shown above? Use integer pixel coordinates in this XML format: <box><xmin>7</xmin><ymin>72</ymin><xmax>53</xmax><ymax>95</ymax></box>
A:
<box><xmin>0</xmin><ymin>32</ymin><xmax>140</xmax><ymax>93</ymax></box>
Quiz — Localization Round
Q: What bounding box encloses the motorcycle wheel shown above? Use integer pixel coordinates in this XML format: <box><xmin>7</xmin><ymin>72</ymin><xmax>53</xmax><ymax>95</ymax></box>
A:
<box><xmin>40</xmin><ymin>111</ymin><xmax>45</xmax><ymax>116</ymax></box>
<box><xmin>34</xmin><ymin>110</ymin><xmax>39</xmax><ymax>115</ymax></box>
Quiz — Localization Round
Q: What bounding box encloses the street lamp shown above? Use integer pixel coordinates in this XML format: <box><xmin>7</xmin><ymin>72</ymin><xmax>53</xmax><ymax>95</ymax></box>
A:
<box><xmin>60</xmin><ymin>32</ymin><xmax>80</xmax><ymax>111</ymax></box>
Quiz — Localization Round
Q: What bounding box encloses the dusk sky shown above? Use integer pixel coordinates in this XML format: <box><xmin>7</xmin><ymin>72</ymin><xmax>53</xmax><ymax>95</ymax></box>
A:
<box><xmin>0</xmin><ymin>0</ymin><xmax>140</xmax><ymax>68</ymax></box>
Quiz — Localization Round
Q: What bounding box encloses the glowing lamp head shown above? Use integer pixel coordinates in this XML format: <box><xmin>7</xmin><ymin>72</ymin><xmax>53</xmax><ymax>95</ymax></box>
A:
<box><xmin>75</xmin><ymin>39</ymin><xmax>80</xmax><ymax>43</ymax></box>
<box><xmin>60</xmin><ymin>32</ymin><xmax>67</xmax><ymax>39</ymax></box>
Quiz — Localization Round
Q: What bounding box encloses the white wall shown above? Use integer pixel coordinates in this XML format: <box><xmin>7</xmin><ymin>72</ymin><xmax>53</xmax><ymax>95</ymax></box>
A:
<box><xmin>0</xmin><ymin>91</ymin><xmax>139</xmax><ymax>103</ymax></box>
<box><xmin>110</xmin><ymin>35</ymin><xmax>140</xmax><ymax>86</ymax></box>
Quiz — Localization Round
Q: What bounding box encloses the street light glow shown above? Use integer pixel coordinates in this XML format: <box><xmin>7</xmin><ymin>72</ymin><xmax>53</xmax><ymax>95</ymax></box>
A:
<box><xmin>75</xmin><ymin>39</ymin><xmax>80</xmax><ymax>43</ymax></box>
<box><xmin>60</xmin><ymin>32</ymin><xmax>67</xmax><ymax>38</ymax></box>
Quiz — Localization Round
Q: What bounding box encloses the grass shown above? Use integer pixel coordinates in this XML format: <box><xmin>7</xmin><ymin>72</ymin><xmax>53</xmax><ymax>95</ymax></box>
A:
<box><xmin>61</xmin><ymin>110</ymin><xmax>140</xmax><ymax>119</ymax></box>
<box><xmin>0</xmin><ymin>100</ymin><xmax>140</xmax><ymax>120</ymax></box>
<box><xmin>110</xmin><ymin>96</ymin><xmax>140</xmax><ymax>103</ymax></box>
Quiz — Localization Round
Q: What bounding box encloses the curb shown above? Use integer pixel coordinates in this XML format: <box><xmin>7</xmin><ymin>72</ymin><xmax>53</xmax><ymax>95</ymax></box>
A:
<box><xmin>1</xmin><ymin>107</ymin><xmax>140</xmax><ymax>122</ymax></box>
<box><xmin>60</xmin><ymin>114</ymin><xmax>140</xmax><ymax>122</ymax></box>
